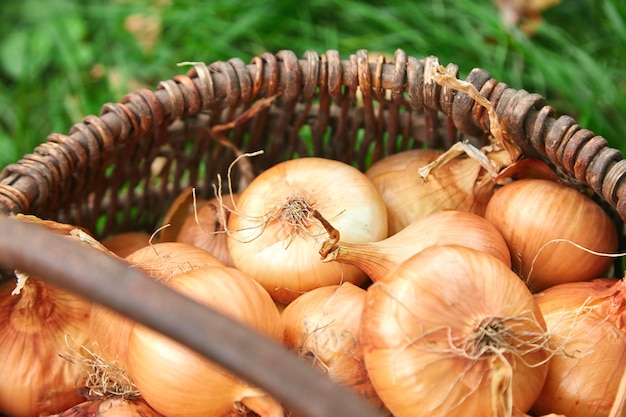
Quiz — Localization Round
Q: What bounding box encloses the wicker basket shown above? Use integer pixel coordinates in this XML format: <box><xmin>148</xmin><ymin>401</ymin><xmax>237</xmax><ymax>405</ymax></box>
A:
<box><xmin>0</xmin><ymin>49</ymin><xmax>624</xmax><ymax>417</ymax></box>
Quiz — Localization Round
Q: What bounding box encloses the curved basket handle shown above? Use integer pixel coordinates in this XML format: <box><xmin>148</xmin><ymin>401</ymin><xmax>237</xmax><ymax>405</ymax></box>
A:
<box><xmin>0</xmin><ymin>214</ymin><xmax>386</xmax><ymax>417</ymax></box>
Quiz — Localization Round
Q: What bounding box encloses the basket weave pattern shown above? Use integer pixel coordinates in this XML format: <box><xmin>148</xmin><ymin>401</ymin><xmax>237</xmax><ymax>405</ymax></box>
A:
<box><xmin>1</xmin><ymin>49</ymin><xmax>624</xmax><ymax>238</ymax></box>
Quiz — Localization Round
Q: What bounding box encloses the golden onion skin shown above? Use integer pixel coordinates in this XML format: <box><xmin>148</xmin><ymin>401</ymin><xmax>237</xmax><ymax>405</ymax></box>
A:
<box><xmin>361</xmin><ymin>245</ymin><xmax>549</xmax><ymax>417</ymax></box>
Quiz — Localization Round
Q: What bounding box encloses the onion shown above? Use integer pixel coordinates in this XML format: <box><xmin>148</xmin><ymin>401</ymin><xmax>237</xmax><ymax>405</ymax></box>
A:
<box><xmin>360</xmin><ymin>245</ymin><xmax>550</xmax><ymax>417</ymax></box>
<box><xmin>124</xmin><ymin>241</ymin><xmax>224</xmax><ymax>281</ymax></box>
<box><xmin>227</xmin><ymin>157</ymin><xmax>388</xmax><ymax>304</ymax></box>
<box><xmin>0</xmin><ymin>278</ymin><xmax>92</xmax><ymax>417</ymax></box>
<box><xmin>484</xmin><ymin>178</ymin><xmax>618</xmax><ymax>292</ymax></box>
<box><xmin>88</xmin><ymin>242</ymin><xmax>223</xmax><ymax>366</ymax></box>
<box><xmin>101</xmin><ymin>232</ymin><xmax>151</xmax><ymax>258</ymax></box>
<box><xmin>319</xmin><ymin>209</ymin><xmax>511</xmax><ymax>282</ymax></box>
<box><xmin>281</xmin><ymin>282</ymin><xmax>384</xmax><ymax>411</ymax></box>
<box><xmin>365</xmin><ymin>149</ymin><xmax>496</xmax><ymax>235</ymax></box>
<box><xmin>153</xmin><ymin>186</ymin><xmax>207</xmax><ymax>243</ymax></box>
<box><xmin>154</xmin><ymin>187</ymin><xmax>238</xmax><ymax>267</ymax></box>
<box><xmin>175</xmin><ymin>199</ymin><xmax>235</xmax><ymax>267</ymax></box>
<box><xmin>531</xmin><ymin>278</ymin><xmax>626</xmax><ymax>417</ymax></box>
<box><xmin>126</xmin><ymin>265</ymin><xmax>284</xmax><ymax>417</ymax></box>
<box><xmin>47</xmin><ymin>397</ymin><xmax>164</xmax><ymax>416</ymax></box>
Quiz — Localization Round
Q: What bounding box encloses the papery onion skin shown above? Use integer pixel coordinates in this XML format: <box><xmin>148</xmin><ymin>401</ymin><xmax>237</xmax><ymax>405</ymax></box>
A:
<box><xmin>361</xmin><ymin>245</ymin><xmax>549</xmax><ymax>417</ymax></box>
<box><xmin>0</xmin><ymin>278</ymin><xmax>92</xmax><ymax>417</ymax></box>
<box><xmin>484</xmin><ymin>178</ymin><xmax>618</xmax><ymax>292</ymax></box>
<box><xmin>227</xmin><ymin>157</ymin><xmax>388</xmax><ymax>304</ymax></box>
<box><xmin>531</xmin><ymin>278</ymin><xmax>626</xmax><ymax>417</ymax></box>
<box><xmin>281</xmin><ymin>282</ymin><xmax>384</xmax><ymax>410</ymax></box>
<box><xmin>366</xmin><ymin>149</ymin><xmax>495</xmax><ymax>236</ymax></box>
<box><xmin>126</xmin><ymin>266</ymin><xmax>283</xmax><ymax>417</ymax></box>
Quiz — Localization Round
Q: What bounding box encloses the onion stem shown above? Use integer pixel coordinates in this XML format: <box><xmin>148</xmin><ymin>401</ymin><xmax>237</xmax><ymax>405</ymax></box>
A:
<box><xmin>313</xmin><ymin>209</ymin><xmax>341</xmax><ymax>257</ymax></box>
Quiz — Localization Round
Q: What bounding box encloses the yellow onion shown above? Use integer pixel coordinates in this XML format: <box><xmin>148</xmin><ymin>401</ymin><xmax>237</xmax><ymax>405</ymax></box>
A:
<box><xmin>153</xmin><ymin>187</ymin><xmax>207</xmax><ymax>243</ymax></box>
<box><xmin>175</xmin><ymin>200</ymin><xmax>234</xmax><ymax>267</ymax></box>
<box><xmin>89</xmin><ymin>242</ymin><xmax>223</xmax><ymax>366</ymax></box>
<box><xmin>281</xmin><ymin>282</ymin><xmax>384</xmax><ymax>411</ymax></box>
<box><xmin>154</xmin><ymin>187</ymin><xmax>238</xmax><ymax>267</ymax></box>
<box><xmin>101</xmin><ymin>232</ymin><xmax>151</xmax><ymax>258</ymax></box>
<box><xmin>126</xmin><ymin>265</ymin><xmax>284</xmax><ymax>417</ymax></box>
<box><xmin>531</xmin><ymin>278</ymin><xmax>626</xmax><ymax>417</ymax></box>
<box><xmin>366</xmin><ymin>149</ymin><xmax>496</xmax><ymax>235</ymax></box>
<box><xmin>361</xmin><ymin>245</ymin><xmax>550</xmax><ymax>417</ymax></box>
<box><xmin>227</xmin><ymin>157</ymin><xmax>388</xmax><ymax>304</ymax></box>
<box><xmin>484</xmin><ymin>178</ymin><xmax>618</xmax><ymax>292</ymax></box>
<box><xmin>48</xmin><ymin>397</ymin><xmax>164</xmax><ymax>416</ymax></box>
<box><xmin>0</xmin><ymin>278</ymin><xmax>92</xmax><ymax>417</ymax></box>
<box><xmin>124</xmin><ymin>241</ymin><xmax>224</xmax><ymax>281</ymax></box>
<box><xmin>319</xmin><ymin>209</ymin><xmax>511</xmax><ymax>282</ymax></box>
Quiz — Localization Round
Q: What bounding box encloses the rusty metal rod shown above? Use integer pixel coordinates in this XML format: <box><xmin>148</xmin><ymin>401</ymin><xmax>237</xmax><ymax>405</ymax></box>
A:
<box><xmin>0</xmin><ymin>215</ymin><xmax>385</xmax><ymax>417</ymax></box>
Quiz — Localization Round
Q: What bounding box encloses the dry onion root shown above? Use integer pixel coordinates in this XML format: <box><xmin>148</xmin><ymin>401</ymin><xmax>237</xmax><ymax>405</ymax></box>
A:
<box><xmin>226</xmin><ymin>157</ymin><xmax>388</xmax><ymax>304</ymax></box>
<box><xmin>59</xmin><ymin>335</ymin><xmax>139</xmax><ymax>401</ymax></box>
<box><xmin>281</xmin><ymin>282</ymin><xmax>385</xmax><ymax>412</ymax></box>
<box><xmin>360</xmin><ymin>245</ymin><xmax>552</xmax><ymax>417</ymax></box>
<box><xmin>531</xmin><ymin>278</ymin><xmax>626</xmax><ymax>417</ymax></box>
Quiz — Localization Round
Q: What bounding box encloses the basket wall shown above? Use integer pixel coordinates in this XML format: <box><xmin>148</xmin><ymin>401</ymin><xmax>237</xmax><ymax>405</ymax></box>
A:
<box><xmin>3</xmin><ymin>49</ymin><xmax>623</xmax><ymax>239</ymax></box>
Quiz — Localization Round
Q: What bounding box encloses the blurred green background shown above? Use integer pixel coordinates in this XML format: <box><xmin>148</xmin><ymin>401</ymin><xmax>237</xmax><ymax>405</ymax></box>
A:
<box><xmin>0</xmin><ymin>0</ymin><xmax>625</xmax><ymax>170</ymax></box>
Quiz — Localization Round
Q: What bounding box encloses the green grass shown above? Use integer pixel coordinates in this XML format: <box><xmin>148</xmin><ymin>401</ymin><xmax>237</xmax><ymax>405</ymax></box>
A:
<box><xmin>1</xmin><ymin>0</ymin><xmax>625</xmax><ymax>170</ymax></box>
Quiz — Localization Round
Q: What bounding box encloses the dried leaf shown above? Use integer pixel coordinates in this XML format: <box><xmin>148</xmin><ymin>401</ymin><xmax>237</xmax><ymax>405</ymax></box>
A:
<box><xmin>421</xmin><ymin>64</ymin><xmax>526</xmax><ymax>183</ymax></box>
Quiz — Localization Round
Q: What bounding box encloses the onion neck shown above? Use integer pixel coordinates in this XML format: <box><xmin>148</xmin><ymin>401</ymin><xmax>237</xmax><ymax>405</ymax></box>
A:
<box><xmin>314</xmin><ymin>209</ymin><xmax>396</xmax><ymax>281</ymax></box>
<box><xmin>9</xmin><ymin>278</ymin><xmax>55</xmax><ymax>331</ymax></box>
<box><xmin>323</xmin><ymin>241</ymin><xmax>396</xmax><ymax>282</ymax></box>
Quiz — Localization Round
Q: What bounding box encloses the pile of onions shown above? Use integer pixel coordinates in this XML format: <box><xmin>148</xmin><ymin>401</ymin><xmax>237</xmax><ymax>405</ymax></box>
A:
<box><xmin>365</xmin><ymin>149</ymin><xmax>496</xmax><ymax>235</ymax></box>
<box><xmin>531</xmin><ymin>278</ymin><xmax>626</xmax><ymax>417</ymax></box>
<box><xmin>484</xmin><ymin>178</ymin><xmax>618</xmax><ymax>292</ymax></box>
<box><xmin>227</xmin><ymin>157</ymin><xmax>388</xmax><ymax>304</ymax></box>
<box><xmin>360</xmin><ymin>245</ymin><xmax>550</xmax><ymax>417</ymax></box>
<box><xmin>0</xmin><ymin>277</ymin><xmax>92</xmax><ymax>417</ymax></box>
<box><xmin>9</xmin><ymin>148</ymin><xmax>625</xmax><ymax>417</ymax></box>
<box><xmin>125</xmin><ymin>265</ymin><xmax>284</xmax><ymax>417</ymax></box>
<box><xmin>281</xmin><ymin>282</ymin><xmax>384</xmax><ymax>411</ymax></box>
<box><xmin>318</xmin><ymin>209</ymin><xmax>511</xmax><ymax>282</ymax></box>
